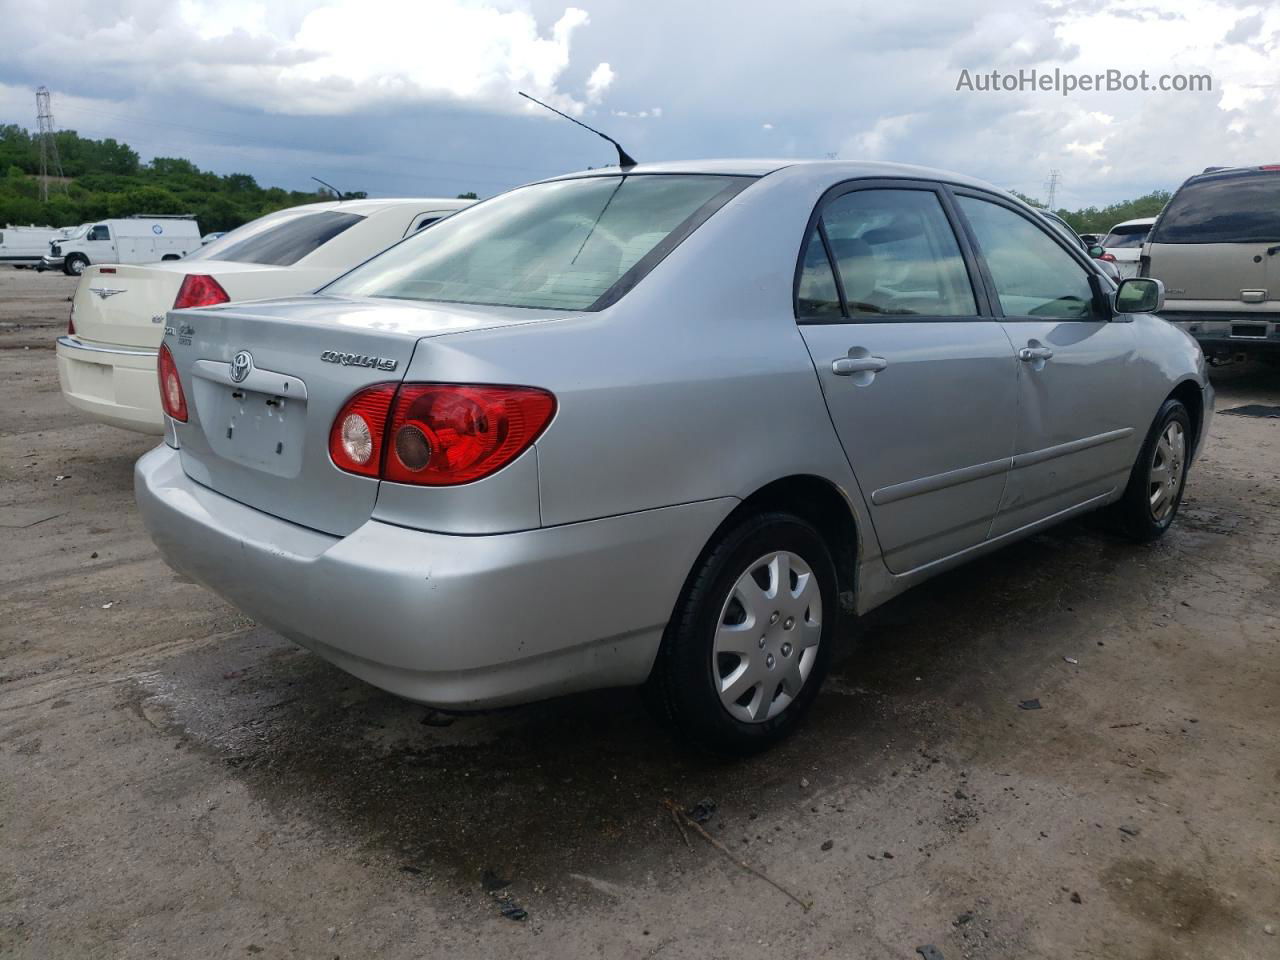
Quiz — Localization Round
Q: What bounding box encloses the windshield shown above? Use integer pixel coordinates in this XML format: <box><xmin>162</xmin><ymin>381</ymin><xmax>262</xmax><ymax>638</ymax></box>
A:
<box><xmin>323</xmin><ymin>174</ymin><xmax>751</xmax><ymax>311</ymax></box>
<box><xmin>185</xmin><ymin>209</ymin><xmax>363</xmax><ymax>266</ymax></box>
<box><xmin>1102</xmin><ymin>223</ymin><xmax>1152</xmax><ymax>248</ymax></box>
<box><xmin>1151</xmin><ymin>173</ymin><xmax>1280</xmax><ymax>244</ymax></box>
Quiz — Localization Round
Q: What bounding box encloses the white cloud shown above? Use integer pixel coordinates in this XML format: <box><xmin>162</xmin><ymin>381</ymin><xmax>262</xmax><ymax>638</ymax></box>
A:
<box><xmin>762</xmin><ymin>122</ymin><xmax>774</xmax><ymax>130</ymax></box>
<box><xmin>2</xmin><ymin>0</ymin><xmax>613</xmax><ymax>116</ymax></box>
<box><xmin>585</xmin><ymin>63</ymin><xmax>615</xmax><ymax>103</ymax></box>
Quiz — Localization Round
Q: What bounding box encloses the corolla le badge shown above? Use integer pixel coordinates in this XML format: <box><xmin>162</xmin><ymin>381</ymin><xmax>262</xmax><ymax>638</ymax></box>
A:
<box><xmin>89</xmin><ymin>287</ymin><xmax>125</xmax><ymax>300</ymax></box>
<box><xmin>230</xmin><ymin>350</ymin><xmax>254</xmax><ymax>383</ymax></box>
<box><xmin>320</xmin><ymin>350</ymin><xmax>397</xmax><ymax>372</ymax></box>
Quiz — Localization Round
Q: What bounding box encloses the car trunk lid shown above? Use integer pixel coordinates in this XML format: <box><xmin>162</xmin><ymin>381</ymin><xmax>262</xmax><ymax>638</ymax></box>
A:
<box><xmin>72</xmin><ymin>264</ymin><xmax>190</xmax><ymax>348</ymax></box>
<box><xmin>72</xmin><ymin>260</ymin><xmax>307</xmax><ymax>349</ymax></box>
<box><xmin>167</xmin><ymin>295</ymin><xmax>570</xmax><ymax>536</ymax></box>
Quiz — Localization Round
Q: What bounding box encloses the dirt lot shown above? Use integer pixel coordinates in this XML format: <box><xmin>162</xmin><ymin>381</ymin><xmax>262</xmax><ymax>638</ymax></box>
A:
<box><xmin>1</xmin><ymin>268</ymin><xmax>1277</xmax><ymax>959</ymax></box>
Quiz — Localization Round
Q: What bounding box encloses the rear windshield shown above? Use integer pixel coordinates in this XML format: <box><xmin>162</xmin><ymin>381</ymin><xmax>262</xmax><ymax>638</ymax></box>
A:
<box><xmin>323</xmin><ymin>174</ymin><xmax>751</xmax><ymax>311</ymax></box>
<box><xmin>186</xmin><ymin>209</ymin><xmax>363</xmax><ymax>266</ymax></box>
<box><xmin>1102</xmin><ymin>223</ymin><xmax>1151</xmax><ymax>248</ymax></box>
<box><xmin>1151</xmin><ymin>173</ymin><xmax>1280</xmax><ymax>244</ymax></box>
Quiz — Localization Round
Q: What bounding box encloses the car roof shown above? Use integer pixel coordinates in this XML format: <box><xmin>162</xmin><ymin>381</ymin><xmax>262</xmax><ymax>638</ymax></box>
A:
<box><xmin>283</xmin><ymin>197</ymin><xmax>474</xmax><ymax>216</ymax></box>
<box><xmin>1108</xmin><ymin>217</ymin><xmax>1157</xmax><ymax>229</ymax></box>
<box><xmin>536</xmin><ymin>158</ymin><xmax>1009</xmax><ymax>193</ymax></box>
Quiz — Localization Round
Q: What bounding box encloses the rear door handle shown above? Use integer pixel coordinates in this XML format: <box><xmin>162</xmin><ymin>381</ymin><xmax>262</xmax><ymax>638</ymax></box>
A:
<box><xmin>1018</xmin><ymin>346</ymin><xmax>1054</xmax><ymax>362</ymax></box>
<box><xmin>832</xmin><ymin>356</ymin><xmax>888</xmax><ymax>375</ymax></box>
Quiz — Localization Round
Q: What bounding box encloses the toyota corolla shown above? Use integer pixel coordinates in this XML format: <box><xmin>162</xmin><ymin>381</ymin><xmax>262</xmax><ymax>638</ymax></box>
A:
<box><xmin>135</xmin><ymin>160</ymin><xmax>1212</xmax><ymax>753</ymax></box>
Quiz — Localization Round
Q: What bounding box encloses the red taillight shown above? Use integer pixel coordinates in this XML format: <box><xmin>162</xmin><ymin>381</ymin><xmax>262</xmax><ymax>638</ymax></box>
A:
<box><xmin>173</xmin><ymin>274</ymin><xmax>230</xmax><ymax>309</ymax></box>
<box><xmin>329</xmin><ymin>383</ymin><xmax>556</xmax><ymax>486</ymax></box>
<box><xmin>1100</xmin><ymin>252</ymin><xmax>1117</xmax><ymax>262</ymax></box>
<box><xmin>328</xmin><ymin>383</ymin><xmax>397</xmax><ymax>477</ymax></box>
<box><xmin>157</xmin><ymin>343</ymin><xmax>188</xmax><ymax>422</ymax></box>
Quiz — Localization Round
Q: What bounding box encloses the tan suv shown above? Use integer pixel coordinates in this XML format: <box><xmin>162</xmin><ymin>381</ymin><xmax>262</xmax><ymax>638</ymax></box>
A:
<box><xmin>1142</xmin><ymin>165</ymin><xmax>1280</xmax><ymax>362</ymax></box>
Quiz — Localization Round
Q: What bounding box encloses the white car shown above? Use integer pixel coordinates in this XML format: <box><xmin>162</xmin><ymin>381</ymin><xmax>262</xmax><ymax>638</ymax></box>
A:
<box><xmin>0</xmin><ymin>224</ymin><xmax>68</xmax><ymax>268</ymax></box>
<box><xmin>1101</xmin><ymin>217</ymin><xmax>1156</xmax><ymax>279</ymax></box>
<box><xmin>57</xmin><ymin>198</ymin><xmax>472</xmax><ymax>433</ymax></box>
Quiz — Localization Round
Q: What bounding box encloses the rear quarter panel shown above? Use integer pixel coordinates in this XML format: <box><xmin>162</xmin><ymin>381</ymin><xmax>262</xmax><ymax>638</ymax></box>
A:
<box><xmin>397</xmin><ymin>169</ymin><xmax>877</xmax><ymax>550</ymax></box>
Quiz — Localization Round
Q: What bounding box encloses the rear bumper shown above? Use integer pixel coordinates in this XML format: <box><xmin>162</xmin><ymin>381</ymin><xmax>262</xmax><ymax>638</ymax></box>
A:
<box><xmin>56</xmin><ymin>335</ymin><xmax>164</xmax><ymax>434</ymax></box>
<box><xmin>1161</xmin><ymin>314</ymin><xmax>1280</xmax><ymax>353</ymax></box>
<box><xmin>135</xmin><ymin>445</ymin><xmax>736</xmax><ymax>709</ymax></box>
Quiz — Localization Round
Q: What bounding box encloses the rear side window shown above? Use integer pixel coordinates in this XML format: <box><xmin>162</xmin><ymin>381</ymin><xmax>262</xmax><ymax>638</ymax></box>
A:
<box><xmin>796</xmin><ymin>231</ymin><xmax>841</xmax><ymax>318</ymax></box>
<box><xmin>1152</xmin><ymin>174</ymin><xmax>1280</xmax><ymax>243</ymax></box>
<box><xmin>186</xmin><ymin>210</ymin><xmax>364</xmax><ymax>266</ymax></box>
<box><xmin>810</xmin><ymin>189</ymin><xmax>977</xmax><ymax>317</ymax></box>
<box><xmin>958</xmin><ymin>196</ymin><xmax>1095</xmax><ymax>320</ymax></box>
<box><xmin>1102</xmin><ymin>223</ymin><xmax>1151</xmax><ymax>248</ymax></box>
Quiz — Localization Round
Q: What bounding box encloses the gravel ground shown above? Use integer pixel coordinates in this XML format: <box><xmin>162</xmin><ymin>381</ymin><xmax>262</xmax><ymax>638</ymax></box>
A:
<box><xmin>1</xmin><ymin>267</ymin><xmax>1277</xmax><ymax>959</ymax></box>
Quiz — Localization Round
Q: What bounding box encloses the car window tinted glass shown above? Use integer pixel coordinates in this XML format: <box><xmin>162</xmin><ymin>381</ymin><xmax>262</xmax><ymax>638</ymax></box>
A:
<box><xmin>185</xmin><ymin>210</ymin><xmax>364</xmax><ymax>266</ymax></box>
<box><xmin>958</xmin><ymin>196</ymin><xmax>1095</xmax><ymax>320</ymax></box>
<box><xmin>324</xmin><ymin>175</ymin><xmax>750</xmax><ymax>311</ymax></box>
<box><xmin>819</xmin><ymin>189</ymin><xmax>976</xmax><ymax>317</ymax></box>
<box><xmin>1152</xmin><ymin>174</ymin><xmax>1280</xmax><ymax>243</ymax></box>
<box><xmin>88</xmin><ymin>225</ymin><xmax>109</xmax><ymax>241</ymax></box>
<box><xmin>1102</xmin><ymin>223</ymin><xmax>1150</xmax><ymax>248</ymax></box>
<box><xmin>796</xmin><ymin>230</ymin><xmax>841</xmax><ymax>318</ymax></box>
<box><xmin>414</xmin><ymin>217</ymin><xmax>439</xmax><ymax>232</ymax></box>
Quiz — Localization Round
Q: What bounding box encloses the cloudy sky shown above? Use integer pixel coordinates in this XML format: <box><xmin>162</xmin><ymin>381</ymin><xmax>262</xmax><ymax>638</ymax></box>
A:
<box><xmin>1</xmin><ymin>0</ymin><xmax>1277</xmax><ymax>207</ymax></box>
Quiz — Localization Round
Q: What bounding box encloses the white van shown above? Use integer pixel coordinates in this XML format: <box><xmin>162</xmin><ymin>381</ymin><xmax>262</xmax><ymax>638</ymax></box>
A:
<box><xmin>45</xmin><ymin>216</ymin><xmax>202</xmax><ymax>275</ymax></box>
<box><xmin>0</xmin><ymin>225</ymin><xmax>67</xmax><ymax>268</ymax></box>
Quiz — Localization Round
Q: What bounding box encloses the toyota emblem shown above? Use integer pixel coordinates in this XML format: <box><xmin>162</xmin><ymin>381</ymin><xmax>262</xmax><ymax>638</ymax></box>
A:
<box><xmin>230</xmin><ymin>350</ymin><xmax>253</xmax><ymax>383</ymax></box>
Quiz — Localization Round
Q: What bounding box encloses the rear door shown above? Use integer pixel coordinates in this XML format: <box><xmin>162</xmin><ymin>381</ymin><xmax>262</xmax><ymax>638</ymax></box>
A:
<box><xmin>796</xmin><ymin>181</ymin><xmax>1019</xmax><ymax>574</ymax></box>
<box><xmin>953</xmin><ymin>191</ymin><xmax>1139</xmax><ymax>537</ymax></box>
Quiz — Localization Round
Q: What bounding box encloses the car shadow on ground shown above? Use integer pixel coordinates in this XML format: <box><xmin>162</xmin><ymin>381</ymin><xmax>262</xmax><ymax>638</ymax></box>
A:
<box><xmin>126</xmin><ymin>512</ymin><xmax>1147</xmax><ymax>896</ymax></box>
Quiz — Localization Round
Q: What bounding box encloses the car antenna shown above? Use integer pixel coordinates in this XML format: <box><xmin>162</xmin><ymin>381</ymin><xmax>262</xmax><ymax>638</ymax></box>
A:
<box><xmin>518</xmin><ymin>91</ymin><xmax>636</xmax><ymax>170</ymax></box>
<box><xmin>311</xmin><ymin>176</ymin><xmax>344</xmax><ymax>200</ymax></box>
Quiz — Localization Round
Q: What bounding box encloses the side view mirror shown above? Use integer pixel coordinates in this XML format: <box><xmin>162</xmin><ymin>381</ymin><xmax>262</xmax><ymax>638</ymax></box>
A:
<box><xmin>1087</xmin><ymin>244</ymin><xmax>1105</xmax><ymax>258</ymax></box>
<box><xmin>1115</xmin><ymin>277</ymin><xmax>1164</xmax><ymax>315</ymax></box>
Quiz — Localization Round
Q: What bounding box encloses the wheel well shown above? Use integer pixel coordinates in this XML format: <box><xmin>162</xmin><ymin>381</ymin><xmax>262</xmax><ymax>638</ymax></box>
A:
<box><xmin>161</xmin><ymin>254</ymin><xmax>180</xmax><ymax>261</ymax></box>
<box><xmin>725</xmin><ymin>476</ymin><xmax>860</xmax><ymax>615</ymax></box>
<box><xmin>1169</xmin><ymin>380</ymin><xmax>1204</xmax><ymax>451</ymax></box>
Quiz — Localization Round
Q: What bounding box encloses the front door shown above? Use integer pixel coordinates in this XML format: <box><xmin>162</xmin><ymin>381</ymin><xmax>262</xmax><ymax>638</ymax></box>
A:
<box><xmin>85</xmin><ymin>223</ymin><xmax>114</xmax><ymax>263</ymax></box>
<box><xmin>796</xmin><ymin>183</ymin><xmax>1019</xmax><ymax>574</ymax></box>
<box><xmin>953</xmin><ymin>192</ymin><xmax>1140</xmax><ymax>537</ymax></box>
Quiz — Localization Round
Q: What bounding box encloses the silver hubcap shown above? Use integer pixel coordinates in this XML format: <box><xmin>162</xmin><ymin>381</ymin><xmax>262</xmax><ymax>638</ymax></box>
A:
<box><xmin>1149</xmin><ymin>420</ymin><xmax>1185</xmax><ymax>523</ymax></box>
<box><xmin>712</xmin><ymin>551</ymin><xmax>823</xmax><ymax>723</ymax></box>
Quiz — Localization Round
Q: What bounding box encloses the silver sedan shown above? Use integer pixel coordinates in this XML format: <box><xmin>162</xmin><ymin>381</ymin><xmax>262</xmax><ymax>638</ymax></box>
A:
<box><xmin>136</xmin><ymin>160</ymin><xmax>1212</xmax><ymax>754</ymax></box>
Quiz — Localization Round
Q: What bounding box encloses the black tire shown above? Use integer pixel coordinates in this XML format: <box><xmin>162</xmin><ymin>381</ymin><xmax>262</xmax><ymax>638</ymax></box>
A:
<box><xmin>64</xmin><ymin>254</ymin><xmax>88</xmax><ymax>276</ymax></box>
<box><xmin>644</xmin><ymin>512</ymin><xmax>838</xmax><ymax>755</ymax></box>
<box><xmin>1108</xmin><ymin>398</ymin><xmax>1192</xmax><ymax>542</ymax></box>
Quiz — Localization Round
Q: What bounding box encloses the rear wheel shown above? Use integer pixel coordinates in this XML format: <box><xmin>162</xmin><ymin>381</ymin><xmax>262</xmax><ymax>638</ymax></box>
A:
<box><xmin>1108</xmin><ymin>398</ymin><xmax>1191</xmax><ymax>541</ymax></box>
<box><xmin>645</xmin><ymin>512</ymin><xmax>837</xmax><ymax>755</ymax></box>
<box><xmin>64</xmin><ymin>254</ymin><xmax>88</xmax><ymax>276</ymax></box>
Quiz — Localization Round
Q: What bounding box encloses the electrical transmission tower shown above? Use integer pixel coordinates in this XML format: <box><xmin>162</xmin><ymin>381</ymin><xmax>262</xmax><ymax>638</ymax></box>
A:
<box><xmin>36</xmin><ymin>86</ymin><xmax>66</xmax><ymax>202</ymax></box>
<box><xmin>1045</xmin><ymin>169</ymin><xmax>1062</xmax><ymax>210</ymax></box>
